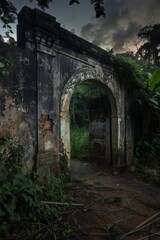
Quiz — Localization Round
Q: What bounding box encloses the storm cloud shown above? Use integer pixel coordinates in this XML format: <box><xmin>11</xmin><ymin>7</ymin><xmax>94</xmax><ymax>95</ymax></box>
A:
<box><xmin>81</xmin><ymin>0</ymin><xmax>160</xmax><ymax>52</ymax></box>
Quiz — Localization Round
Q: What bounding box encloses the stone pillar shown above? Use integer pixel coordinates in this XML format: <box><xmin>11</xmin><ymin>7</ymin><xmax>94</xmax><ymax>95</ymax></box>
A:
<box><xmin>111</xmin><ymin>115</ymin><xmax>125</xmax><ymax>169</ymax></box>
<box><xmin>125</xmin><ymin>97</ymin><xmax>134</xmax><ymax>167</ymax></box>
<box><xmin>125</xmin><ymin>114</ymin><xmax>134</xmax><ymax>166</ymax></box>
<box><xmin>60</xmin><ymin>110</ymin><xmax>71</xmax><ymax>165</ymax></box>
<box><xmin>111</xmin><ymin>116</ymin><xmax>118</xmax><ymax>167</ymax></box>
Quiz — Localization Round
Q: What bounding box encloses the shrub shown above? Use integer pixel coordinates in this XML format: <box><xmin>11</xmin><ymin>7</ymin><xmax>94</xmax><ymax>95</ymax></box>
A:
<box><xmin>134</xmin><ymin>133</ymin><xmax>160</xmax><ymax>167</ymax></box>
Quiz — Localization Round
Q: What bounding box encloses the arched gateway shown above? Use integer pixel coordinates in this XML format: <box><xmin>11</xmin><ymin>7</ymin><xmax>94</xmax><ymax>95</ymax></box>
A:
<box><xmin>0</xmin><ymin>6</ymin><xmax>134</xmax><ymax>178</ymax></box>
<box><xmin>61</xmin><ymin>66</ymin><xmax>124</xmax><ymax>169</ymax></box>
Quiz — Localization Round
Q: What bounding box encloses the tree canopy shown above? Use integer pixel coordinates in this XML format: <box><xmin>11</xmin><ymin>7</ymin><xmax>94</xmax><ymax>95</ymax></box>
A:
<box><xmin>136</xmin><ymin>24</ymin><xmax>160</xmax><ymax>66</ymax></box>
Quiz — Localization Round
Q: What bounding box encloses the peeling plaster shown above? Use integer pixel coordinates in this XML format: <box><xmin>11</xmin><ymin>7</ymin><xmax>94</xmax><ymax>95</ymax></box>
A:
<box><xmin>0</xmin><ymin>97</ymin><xmax>22</xmax><ymax>137</ymax></box>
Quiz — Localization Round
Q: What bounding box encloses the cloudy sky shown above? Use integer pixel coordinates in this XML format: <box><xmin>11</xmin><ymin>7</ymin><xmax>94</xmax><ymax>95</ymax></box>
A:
<box><xmin>1</xmin><ymin>0</ymin><xmax>160</xmax><ymax>53</ymax></box>
<box><xmin>81</xmin><ymin>0</ymin><xmax>160</xmax><ymax>52</ymax></box>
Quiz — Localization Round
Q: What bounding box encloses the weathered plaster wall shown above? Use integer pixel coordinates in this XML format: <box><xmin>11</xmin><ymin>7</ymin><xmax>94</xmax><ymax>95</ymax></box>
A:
<box><xmin>0</xmin><ymin>6</ymin><xmax>134</xmax><ymax>178</ymax></box>
<box><xmin>0</xmin><ymin>42</ymin><xmax>37</xmax><ymax>177</ymax></box>
<box><xmin>17</xmin><ymin>6</ymin><xmax>133</xmax><ymax>174</ymax></box>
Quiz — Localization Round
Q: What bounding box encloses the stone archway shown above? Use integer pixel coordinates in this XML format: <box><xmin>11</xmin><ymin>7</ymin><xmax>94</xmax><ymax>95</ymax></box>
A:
<box><xmin>60</xmin><ymin>66</ymin><xmax>122</xmax><ymax>168</ymax></box>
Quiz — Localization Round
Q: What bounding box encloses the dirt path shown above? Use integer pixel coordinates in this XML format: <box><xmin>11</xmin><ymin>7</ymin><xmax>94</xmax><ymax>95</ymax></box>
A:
<box><xmin>66</xmin><ymin>159</ymin><xmax>160</xmax><ymax>239</ymax></box>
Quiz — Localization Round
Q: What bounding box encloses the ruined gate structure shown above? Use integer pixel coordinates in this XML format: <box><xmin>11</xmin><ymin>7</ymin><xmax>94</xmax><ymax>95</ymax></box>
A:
<box><xmin>0</xmin><ymin>7</ymin><xmax>133</xmax><ymax>177</ymax></box>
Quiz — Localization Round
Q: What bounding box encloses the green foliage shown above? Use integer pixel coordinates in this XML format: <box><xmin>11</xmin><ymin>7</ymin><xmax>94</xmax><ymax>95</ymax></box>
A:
<box><xmin>71</xmin><ymin>126</ymin><xmax>89</xmax><ymax>160</ymax></box>
<box><xmin>149</xmin><ymin>68</ymin><xmax>160</xmax><ymax>89</ymax></box>
<box><xmin>147</xmin><ymin>68</ymin><xmax>160</xmax><ymax>110</ymax></box>
<box><xmin>116</xmin><ymin>57</ymin><xmax>160</xmax><ymax>170</ymax></box>
<box><xmin>130</xmin><ymin>67</ymin><xmax>160</xmax><ymax>172</ymax></box>
<box><xmin>0</xmin><ymin>55</ymin><xmax>14</xmax><ymax>78</ymax></box>
<box><xmin>0</xmin><ymin>169</ymin><xmax>71</xmax><ymax>239</ymax></box>
<box><xmin>70</xmin><ymin>81</ymin><xmax>106</xmax><ymax>127</ymax></box>
<box><xmin>57</xmin><ymin>153</ymin><xmax>71</xmax><ymax>182</ymax></box>
<box><xmin>106</xmin><ymin>223</ymin><xmax>120</xmax><ymax>240</ymax></box>
<box><xmin>134</xmin><ymin>133</ymin><xmax>160</xmax><ymax>167</ymax></box>
<box><xmin>70</xmin><ymin>82</ymin><xmax>109</xmax><ymax>161</ymax></box>
<box><xmin>70</xmin><ymin>82</ymin><xmax>92</xmax><ymax>127</ymax></box>
<box><xmin>0</xmin><ymin>135</ymin><xmax>24</xmax><ymax>179</ymax></box>
<box><xmin>115</xmin><ymin>56</ymin><xmax>148</xmax><ymax>91</ymax></box>
<box><xmin>116</xmin><ymin>57</ymin><xmax>160</xmax><ymax>137</ymax></box>
<box><xmin>148</xmin><ymin>90</ymin><xmax>160</xmax><ymax>110</ymax></box>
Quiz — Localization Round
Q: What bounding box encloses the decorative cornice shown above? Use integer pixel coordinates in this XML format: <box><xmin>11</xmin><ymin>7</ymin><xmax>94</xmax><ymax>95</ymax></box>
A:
<box><xmin>17</xmin><ymin>6</ymin><xmax>114</xmax><ymax>67</ymax></box>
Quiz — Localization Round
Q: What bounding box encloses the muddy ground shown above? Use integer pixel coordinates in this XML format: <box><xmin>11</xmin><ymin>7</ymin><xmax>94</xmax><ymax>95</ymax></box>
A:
<box><xmin>65</xmin><ymin>159</ymin><xmax>160</xmax><ymax>240</ymax></box>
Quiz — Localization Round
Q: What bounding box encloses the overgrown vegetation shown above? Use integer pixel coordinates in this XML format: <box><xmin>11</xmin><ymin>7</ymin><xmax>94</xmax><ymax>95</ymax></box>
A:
<box><xmin>134</xmin><ymin>132</ymin><xmax>160</xmax><ymax>167</ymax></box>
<box><xmin>0</xmin><ymin>134</ymin><xmax>24</xmax><ymax>180</ymax></box>
<box><xmin>71</xmin><ymin>126</ymin><xmax>89</xmax><ymax>160</ymax></box>
<box><xmin>115</xmin><ymin>55</ymin><xmax>150</xmax><ymax>92</ymax></box>
<box><xmin>0</xmin><ymin>169</ymin><xmax>73</xmax><ymax>239</ymax></box>
<box><xmin>69</xmin><ymin>83</ymin><xmax>90</xmax><ymax>128</ymax></box>
<box><xmin>69</xmin><ymin>81</ymin><xmax>107</xmax><ymax>160</ymax></box>
<box><xmin>115</xmin><ymin>56</ymin><xmax>160</xmax><ymax>178</ymax></box>
<box><xmin>0</xmin><ymin>134</ymin><xmax>74</xmax><ymax>239</ymax></box>
<box><xmin>148</xmin><ymin>67</ymin><xmax>160</xmax><ymax>110</ymax></box>
<box><xmin>70</xmin><ymin>82</ymin><xmax>90</xmax><ymax>160</ymax></box>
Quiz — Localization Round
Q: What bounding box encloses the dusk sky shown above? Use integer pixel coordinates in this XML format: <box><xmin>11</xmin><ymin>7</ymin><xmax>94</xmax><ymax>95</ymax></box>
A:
<box><xmin>1</xmin><ymin>0</ymin><xmax>160</xmax><ymax>52</ymax></box>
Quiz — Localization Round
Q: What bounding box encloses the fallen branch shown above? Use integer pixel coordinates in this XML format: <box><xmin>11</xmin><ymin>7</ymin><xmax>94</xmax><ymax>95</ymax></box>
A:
<box><xmin>120</xmin><ymin>215</ymin><xmax>160</xmax><ymax>239</ymax></box>
<box><xmin>137</xmin><ymin>231</ymin><xmax>160</xmax><ymax>240</ymax></box>
<box><xmin>135</xmin><ymin>211</ymin><xmax>160</xmax><ymax>229</ymax></box>
<box><xmin>41</xmin><ymin>201</ymin><xmax>84</xmax><ymax>207</ymax></box>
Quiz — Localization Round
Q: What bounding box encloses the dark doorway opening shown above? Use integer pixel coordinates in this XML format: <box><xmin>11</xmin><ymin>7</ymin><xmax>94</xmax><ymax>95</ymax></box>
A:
<box><xmin>89</xmin><ymin>95</ymin><xmax>111</xmax><ymax>166</ymax></box>
<box><xmin>69</xmin><ymin>80</ymin><xmax>111</xmax><ymax>169</ymax></box>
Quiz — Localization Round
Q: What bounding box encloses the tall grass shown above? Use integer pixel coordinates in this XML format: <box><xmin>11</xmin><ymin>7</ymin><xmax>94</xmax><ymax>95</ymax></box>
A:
<box><xmin>70</xmin><ymin>126</ymin><xmax>89</xmax><ymax>160</ymax></box>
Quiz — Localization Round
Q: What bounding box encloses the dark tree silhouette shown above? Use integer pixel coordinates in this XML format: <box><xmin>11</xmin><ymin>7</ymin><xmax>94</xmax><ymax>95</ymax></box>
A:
<box><xmin>0</xmin><ymin>0</ymin><xmax>17</xmax><ymax>33</ymax></box>
<box><xmin>69</xmin><ymin>0</ymin><xmax>80</xmax><ymax>5</ymax></box>
<box><xmin>137</xmin><ymin>24</ymin><xmax>160</xmax><ymax>66</ymax></box>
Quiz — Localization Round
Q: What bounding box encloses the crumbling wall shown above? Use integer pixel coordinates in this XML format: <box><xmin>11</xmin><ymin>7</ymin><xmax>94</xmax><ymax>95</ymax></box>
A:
<box><xmin>17</xmin><ymin>6</ymin><xmax>133</xmax><ymax>175</ymax></box>
<box><xmin>0</xmin><ymin>6</ymin><xmax>134</xmax><ymax>179</ymax></box>
<box><xmin>0</xmin><ymin>42</ymin><xmax>37</xmax><ymax>178</ymax></box>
